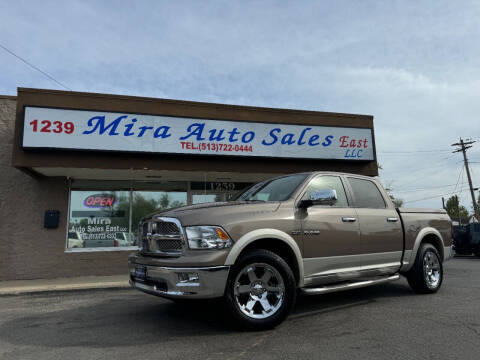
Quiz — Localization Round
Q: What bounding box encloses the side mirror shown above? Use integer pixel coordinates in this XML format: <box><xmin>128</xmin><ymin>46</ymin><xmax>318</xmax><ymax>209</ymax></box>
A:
<box><xmin>298</xmin><ymin>189</ymin><xmax>338</xmax><ymax>208</ymax></box>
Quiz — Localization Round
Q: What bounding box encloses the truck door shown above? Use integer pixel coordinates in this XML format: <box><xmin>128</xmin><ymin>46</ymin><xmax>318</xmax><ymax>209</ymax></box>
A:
<box><xmin>344</xmin><ymin>176</ymin><xmax>403</xmax><ymax>274</ymax></box>
<box><xmin>299</xmin><ymin>175</ymin><xmax>361</xmax><ymax>284</ymax></box>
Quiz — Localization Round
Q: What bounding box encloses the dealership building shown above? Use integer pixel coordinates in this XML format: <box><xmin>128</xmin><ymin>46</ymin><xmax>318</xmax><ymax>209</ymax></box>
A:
<box><xmin>0</xmin><ymin>88</ymin><xmax>377</xmax><ymax>281</ymax></box>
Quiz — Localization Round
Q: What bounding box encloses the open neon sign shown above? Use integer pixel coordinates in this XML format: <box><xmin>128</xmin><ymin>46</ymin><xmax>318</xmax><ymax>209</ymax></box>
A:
<box><xmin>83</xmin><ymin>194</ymin><xmax>116</xmax><ymax>208</ymax></box>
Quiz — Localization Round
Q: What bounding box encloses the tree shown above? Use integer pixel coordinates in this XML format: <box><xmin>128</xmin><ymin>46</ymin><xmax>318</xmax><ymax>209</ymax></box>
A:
<box><xmin>131</xmin><ymin>193</ymin><xmax>160</xmax><ymax>229</ymax></box>
<box><xmin>158</xmin><ymin>193</ymin><xmax>171</xmax><ymax>210</ymax></box>
<box><xmin>445</xmin><ymin>195</ymin><xmax>469</xmax><ymax>219</ymax></box>
<box><xmin>390</xmin><ymin>197</ymin><xmax>404</xmax><ymax>208</ymax></box>
<box><xmin>384</xmin><ymin>182</ymin><xmax>404</xmax><ymax>208</ymax></box>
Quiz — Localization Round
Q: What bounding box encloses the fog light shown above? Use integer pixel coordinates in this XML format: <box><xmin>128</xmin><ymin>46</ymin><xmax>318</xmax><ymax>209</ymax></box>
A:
<box><xmin>177</xmin><ymin>272</ymin><xmax>199</xmax><ymax>283</ymax></box>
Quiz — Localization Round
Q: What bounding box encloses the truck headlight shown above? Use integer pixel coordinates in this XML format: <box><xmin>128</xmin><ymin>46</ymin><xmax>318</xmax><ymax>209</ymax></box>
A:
<box><xmin>185</xmin><ymin>226</ymin><xmax>232</xmax><ymax>250</ymax></box>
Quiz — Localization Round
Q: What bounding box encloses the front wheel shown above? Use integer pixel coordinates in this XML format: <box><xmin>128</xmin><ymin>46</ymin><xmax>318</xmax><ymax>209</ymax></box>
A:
<box><xmin>407</xmin><ymin>243</ymin><xmax>443</xmax><ymax>294</ymax></box>
<box><xmin>225</xmin><ymin>249</ymin><xmax>296</xmax><ymax>330</ymax></box>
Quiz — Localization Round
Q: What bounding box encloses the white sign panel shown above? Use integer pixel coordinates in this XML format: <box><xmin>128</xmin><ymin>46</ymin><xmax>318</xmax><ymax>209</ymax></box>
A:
<box><xmin>23</xmin><ymin>107</ymin><xmax>375</xmax><ymax>160</ymax></box>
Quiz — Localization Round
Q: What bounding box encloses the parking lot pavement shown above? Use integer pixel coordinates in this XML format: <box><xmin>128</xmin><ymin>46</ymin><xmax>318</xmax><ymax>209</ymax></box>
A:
<box><xmin>0</xmin><ymin>258</ymin><xmax>479</xmax><ymax>360</ymax></box>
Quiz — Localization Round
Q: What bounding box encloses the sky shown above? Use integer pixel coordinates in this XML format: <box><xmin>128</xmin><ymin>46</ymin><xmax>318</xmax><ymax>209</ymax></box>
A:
<box><xmin>1</xmin><ymin>0</ymin><xmax>479</xmax><ymax>211</ymax></box>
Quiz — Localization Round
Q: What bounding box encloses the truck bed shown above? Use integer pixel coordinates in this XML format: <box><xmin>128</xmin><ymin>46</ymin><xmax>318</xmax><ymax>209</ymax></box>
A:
<box><xmin>397</xmin><ymin>207</ymin><xmax>452</xmax><ymax>268</ymax></box>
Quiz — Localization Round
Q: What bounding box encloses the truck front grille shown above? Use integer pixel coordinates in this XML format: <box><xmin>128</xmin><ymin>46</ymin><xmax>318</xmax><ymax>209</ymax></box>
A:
<box><xmin>153</xmin><ymin>221</ymin><xmax>180</xmax><ymax>235</ymax></box>
<box><xmin>141</xmin><ymin>218</ymin><xmax>183</xmax><ymax>256</ymax></box>
<box><xmin>154</xmin><ymin>238</ymin><xmax>183</xmax><ymax>251</ymax></box>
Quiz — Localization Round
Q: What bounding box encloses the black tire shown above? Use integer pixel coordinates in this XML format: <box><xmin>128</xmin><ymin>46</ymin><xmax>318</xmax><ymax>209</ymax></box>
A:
<box><xmin>225</xmin><ymin>249</ymin><xmax>296</xmax><ymax>330</ymax></box>
<box><xmin>474</xmin><ymin>246</ymin><xmax>480</xmax><ymax>258</ymax></box>
<box><xmin>407</xmin><ymin>243</ymin><xmax>443</xmax><ymax>294</ymax></box>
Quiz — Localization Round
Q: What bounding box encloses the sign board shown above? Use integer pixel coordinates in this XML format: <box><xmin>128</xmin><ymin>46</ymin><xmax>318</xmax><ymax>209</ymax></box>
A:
<box><xmin>23</xmin><ymin>107</ymin><xmax>375</xmax><ymax>160</ymax></box>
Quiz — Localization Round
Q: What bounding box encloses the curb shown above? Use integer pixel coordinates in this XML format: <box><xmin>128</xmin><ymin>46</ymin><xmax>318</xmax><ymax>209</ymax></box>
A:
<box><xmin>0</xmin><ymin>281</ymin><xmax>131</xmax><ymax>296</ymax></box>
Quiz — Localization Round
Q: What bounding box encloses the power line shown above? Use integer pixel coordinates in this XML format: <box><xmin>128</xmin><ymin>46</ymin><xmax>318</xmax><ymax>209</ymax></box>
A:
<box><xmin>453</xmin><ymin>165</ymin><xmax>464</xmax><ymax>196</ymax></box>
<box><xmin>395</xmin><ymin>182</ymin><xmax>468</xmax><ymax>193</ymax></box>
<box><xmin>381</xmin><ymin>158</ymin><xmax>458</xmax><ymax>178</ymax></box>
<box><xmin>405</xmin><ymin>188</ymin><xmax>472</xmax><ymax>204</ymax></box>
<box><xmin>378</xmin><ymin>151</ymin><xmax>451</xmax><ymax>157</ymax></box>
<box><xmin>379</xmin><ymin>149</ymin><xmax>450</xmax><ymax>153</ymax></box>
<box><xmin>0</xmin><ymin>43</ymin><xmax>72</xmax><ymax>91</ymax></box>
<box><xmin>378</xmin><ymin>153</ymin><xmax>451</xmax><ymax>158</ymax></box>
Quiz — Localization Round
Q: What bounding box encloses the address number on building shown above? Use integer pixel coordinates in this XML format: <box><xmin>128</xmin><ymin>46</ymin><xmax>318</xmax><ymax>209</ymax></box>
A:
<box><xmin>29</xmin><ymin>119</ymin><xmax>75</xmax><ymax>134</ymax></box>
<box><xmin>211</xmin><ymin>182</ymin><xmax>236</xmax><ymax>191</ymax></box>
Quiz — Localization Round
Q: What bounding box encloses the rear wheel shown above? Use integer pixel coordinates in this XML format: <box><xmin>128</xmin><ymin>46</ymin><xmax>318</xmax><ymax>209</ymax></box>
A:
<box><xmin>407</xmin><ymin>243</ymin><xmax>443</xmax><ymax>294</ymax></box>
<box><xmin>225</xmin><ymin>249</ymin><xmax>296</xmax><ymax>330</ymax></box>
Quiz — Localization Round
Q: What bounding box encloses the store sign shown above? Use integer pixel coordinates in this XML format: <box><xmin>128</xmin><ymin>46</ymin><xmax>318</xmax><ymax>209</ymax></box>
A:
<box><xmin>83</xmin><ymin>194</ymin><xmax>116</xmax><ymax>208</ymax></box>
<box><xmin>23</xmin><ymin>107</ymin><xmax>375</xmax><ymax>160</ymax></box>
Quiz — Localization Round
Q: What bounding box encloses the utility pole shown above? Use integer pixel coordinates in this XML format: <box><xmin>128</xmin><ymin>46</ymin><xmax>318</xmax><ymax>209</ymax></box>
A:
<box><xmin>452</xmin><ymin>138</ymin><xmax>479</xmax><ymax>221</ymax></box>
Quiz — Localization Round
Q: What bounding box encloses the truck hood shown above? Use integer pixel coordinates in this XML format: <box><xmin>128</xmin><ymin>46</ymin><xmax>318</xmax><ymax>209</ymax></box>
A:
<box><xmin>147</xmin><ymin>201</ymin><xmax>282</xmax><ymax>227</ymax></box>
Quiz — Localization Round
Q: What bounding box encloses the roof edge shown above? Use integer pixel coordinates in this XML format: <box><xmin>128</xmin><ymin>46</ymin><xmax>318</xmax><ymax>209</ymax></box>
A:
<box><xmin>17</xmin><ymin>87</ymin><xmax>373</xmax><ymax>120</ymax></box>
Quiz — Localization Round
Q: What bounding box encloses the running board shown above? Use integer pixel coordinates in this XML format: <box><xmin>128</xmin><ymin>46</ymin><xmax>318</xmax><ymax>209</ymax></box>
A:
<box><xmin>301</xmin><ymin>274</ymin><xmax>400</xmax><ymax>295</ymax></box>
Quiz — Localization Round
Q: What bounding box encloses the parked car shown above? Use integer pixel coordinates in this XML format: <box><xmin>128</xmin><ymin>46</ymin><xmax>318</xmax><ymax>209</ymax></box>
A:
<box><xmin>83</xmin><ymin>236</ymin><xmax>114</xmax><ymax>248</ymax></box>
<box><xmin>452</xmin><ymin>223</ymin><xmax>480</xmax><ymax>257</ymax></box>
<box><xmin>115</xmin><ymin>232</ymin><xmax>131</xmax><ymax>247</ymax></box>
<box><xmin>67</xmin><ymin>231</ymin><xmax>84</xmax><ymax>248</ymax></box>
<box><xmin>129</xmin><ymin>172</ymin><xmax>453</xmax><ymax>329</ymax></box>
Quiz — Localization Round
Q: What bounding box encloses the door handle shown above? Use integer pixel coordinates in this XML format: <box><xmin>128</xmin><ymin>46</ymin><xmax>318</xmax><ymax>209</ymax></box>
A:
<box><xmin>387</xmin><ymin>217</ymin><xmax>399</xmax><ymax>222</ymax></box>
<box><xmin>342</xmin><ymin>217</ymin><xmax>357</xmax><ymax>222</ymax></box>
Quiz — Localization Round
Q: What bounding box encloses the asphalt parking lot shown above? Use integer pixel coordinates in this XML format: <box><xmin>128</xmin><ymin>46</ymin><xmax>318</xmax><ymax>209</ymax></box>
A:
<box><xmin>0</xmin><ymin>257</ymin><xmax>479</xmax><ymax>360</ymax></box>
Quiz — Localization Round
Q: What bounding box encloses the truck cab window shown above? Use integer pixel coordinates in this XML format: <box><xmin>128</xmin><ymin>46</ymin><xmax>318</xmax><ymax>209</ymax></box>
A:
<box><xmin>347</xmin><ymin>177</ymin><xmax>386</xmax><ymax>208</ymax></box>
<box><xmin>302</xmin><ymin>176</ymin><xmax>349</xmax><ymax>207</ymax></box>
<box><xmin>234</xmin><ymin>174</ymin><xmax>308</xmax><ymax>202</ymax></box>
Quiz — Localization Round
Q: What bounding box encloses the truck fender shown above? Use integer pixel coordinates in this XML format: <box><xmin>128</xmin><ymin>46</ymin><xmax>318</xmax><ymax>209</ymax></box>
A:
<box><xmin>224</xmin><ymin>228</ymin><xmax>305</xmax><ymax>287</ymax></box>
<box><xmin>402</xmin><ymin>227</ymin><xmax>445</xmax><ymax>272</ymax></box>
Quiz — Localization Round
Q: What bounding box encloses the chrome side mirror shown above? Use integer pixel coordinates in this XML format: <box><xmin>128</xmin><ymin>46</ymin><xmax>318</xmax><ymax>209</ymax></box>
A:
<box><xmin>299</xmin><ymin>189</ymin><xmax>338</xmax><ymax>208</ymax></box>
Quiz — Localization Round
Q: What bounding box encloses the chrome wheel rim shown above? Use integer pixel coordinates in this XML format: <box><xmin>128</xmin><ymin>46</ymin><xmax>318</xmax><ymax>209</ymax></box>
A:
<box><xmin>234</xmin><ymin>263</ymin><xmax>285</xmax><ymax>319</ymax></box>
<box><xmin>423</xmin><ymin>250</ymin><xmax>441</xmax><ymax>289</ymax></box>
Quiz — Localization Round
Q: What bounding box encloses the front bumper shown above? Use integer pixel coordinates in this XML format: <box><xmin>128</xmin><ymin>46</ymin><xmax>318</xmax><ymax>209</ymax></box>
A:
<box><xmin>128</xmin><ymin>261</ymin><xmax>230</xmax><ymax>299</ymax></box>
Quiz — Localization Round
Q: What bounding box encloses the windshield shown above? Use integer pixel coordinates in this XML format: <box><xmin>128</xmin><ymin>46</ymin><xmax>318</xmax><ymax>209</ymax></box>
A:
<box><xmin>233</xmin><ymin>174</ymin><xmax>308</xmax><ymax>202</ymax></box>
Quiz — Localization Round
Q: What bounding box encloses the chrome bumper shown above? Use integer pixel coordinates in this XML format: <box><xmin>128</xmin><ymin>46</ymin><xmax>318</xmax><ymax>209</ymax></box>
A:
<box><xmin>129</xmin><ymin>262</ymin><xmax>230</xmax><ymax>299</ymax></box>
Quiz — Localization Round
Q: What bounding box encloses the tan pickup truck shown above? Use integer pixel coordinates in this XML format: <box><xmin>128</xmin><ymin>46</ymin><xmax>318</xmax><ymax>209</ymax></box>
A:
<box><xmin>129</xmin><ymin>172</ymin><xmax>452</xmax><ymax>329</ymax></box>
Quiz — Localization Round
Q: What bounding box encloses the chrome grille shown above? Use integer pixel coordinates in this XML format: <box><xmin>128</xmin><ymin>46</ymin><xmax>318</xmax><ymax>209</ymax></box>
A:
<box><xmin>141</xmin><ymin>218</ymin><xmax>183</xmax><ymax>255</ymax></box>
<box><xmin>153</xmin><ymin>221</ymin><xmax>179</xmax><ymax>235</ymax></box>
<box><xmin>155</xmin><ymin>238</ymin><xmax>183</xmax><ymax>251</ymax></box>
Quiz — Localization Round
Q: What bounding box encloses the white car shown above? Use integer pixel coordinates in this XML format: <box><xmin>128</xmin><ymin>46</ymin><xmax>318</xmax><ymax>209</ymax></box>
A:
<box><xmin>68</xmin><ymin>231</ymin><xmax>84</xmax><ymax>248</ymax></box>
<box><xmin>115</xmin><ymin>232</ymin><xmax>131</xmax><ymax>247</ymax></box>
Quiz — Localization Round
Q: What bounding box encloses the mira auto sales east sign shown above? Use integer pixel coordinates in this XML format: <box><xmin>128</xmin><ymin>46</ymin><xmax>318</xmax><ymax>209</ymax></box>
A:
<box><xmin>22</xmin><ymin>107</ymin><xmax>375</xmax><ymax>160</ymax></box>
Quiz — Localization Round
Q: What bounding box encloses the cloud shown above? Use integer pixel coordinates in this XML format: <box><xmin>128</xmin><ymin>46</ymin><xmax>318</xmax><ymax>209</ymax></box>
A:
<box><xmin>0</xmin><ymin>0</ymin><xmax>479</xmax><ymax>210</ymax></box>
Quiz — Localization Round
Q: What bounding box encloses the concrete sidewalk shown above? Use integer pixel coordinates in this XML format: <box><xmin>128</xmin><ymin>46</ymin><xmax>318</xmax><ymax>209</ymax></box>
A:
<box><xmin>0</xmin><ymin>275</ymin><xmax>131</xmax><ymax>295</ymax></box>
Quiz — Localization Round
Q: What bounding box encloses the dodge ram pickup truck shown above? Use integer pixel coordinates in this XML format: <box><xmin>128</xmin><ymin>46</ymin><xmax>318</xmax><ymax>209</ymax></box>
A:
<box><xmin>129</xmin><ymin>172</ymin><xmax>452</xmax><ymax>329</ymax></box>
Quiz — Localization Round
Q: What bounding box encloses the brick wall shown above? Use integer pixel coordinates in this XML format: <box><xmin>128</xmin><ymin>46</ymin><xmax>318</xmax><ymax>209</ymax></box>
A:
<box><xmin>0</xmin><ymin>97</ymin><xmax>132</xmax><ymax>280</ymax></box>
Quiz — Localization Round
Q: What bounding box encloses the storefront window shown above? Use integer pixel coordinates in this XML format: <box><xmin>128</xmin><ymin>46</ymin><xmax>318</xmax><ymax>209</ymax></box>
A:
<box><xmin>191</xmin><ymin>182</ymin><xmax>253</xmax><ymax>204</ymax></box>
<box><xmin>68</xmin><ymin>190</ymin><xmax>131</xmax><ymax>249</ymax></box>
<box><xmin>130</xmin><ymin>191</ymin><xmax>187</xmax><ymax>245</ymax></box>
<box><xmin>66</xmin><ymin>180</ymin><xmax>252</xmax><ymax>251</ymax></box>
